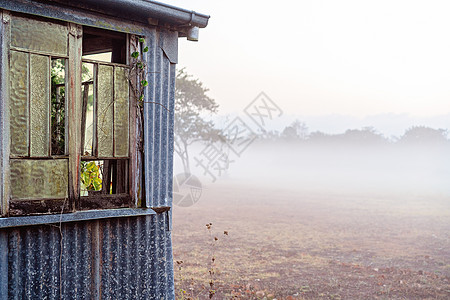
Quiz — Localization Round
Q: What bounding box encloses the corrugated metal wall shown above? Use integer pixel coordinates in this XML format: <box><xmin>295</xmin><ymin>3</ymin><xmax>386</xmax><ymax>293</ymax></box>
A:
<box><xmin>5</xmin><ymin>215</ymin><xmax>173</xmax><ymax>299</ymax></box>
<box><xmin>0</xmin><ymin>26</ymin><xmax>177</xmax><ymax>299</ymax></box>
<box><xmin>144</xmin><ymin>27</ymin><xmax>177</xmax><ymax>297</ymax></box>
<box><xmin>144</xmin><ymin>27</ymin><xmax>176</xmax><ymax>210</ymax></box>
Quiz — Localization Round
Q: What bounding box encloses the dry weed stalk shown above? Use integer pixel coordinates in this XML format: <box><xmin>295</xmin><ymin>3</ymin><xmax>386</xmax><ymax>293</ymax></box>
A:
<box><xmin>175</xmin><ymin>223</ymin><xmax>229</xmax><ymax>299</ymax></box>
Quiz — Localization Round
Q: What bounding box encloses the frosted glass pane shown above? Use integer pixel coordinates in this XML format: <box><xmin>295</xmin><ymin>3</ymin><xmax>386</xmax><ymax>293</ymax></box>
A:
<box><xmin>114</xmin><ymin>67</ymin><xmax>129</xmax><ymax>157</ymax></box>
<box><xmin>10</xmin><ymin>50</ymin><xmax>29</xmax><ymax>156</ymax></box>
<box><xmin>97</xmin><ymin>65</ymin><xmax>113</xmax><ymax>157</ymax></box>
<box><xmin>11</xmin><ymin>16</ymin><xmax>68</xmax><ymax>56</ymax></box>
<box><xmin>10</xmin><ymin>159</ymin><xmax>68</xmax><ymax>199</ymax></box>
<box><xmin>30</xmin><ymin>54</ymin><xmax>50</xmax><ymax>157</ymax></box>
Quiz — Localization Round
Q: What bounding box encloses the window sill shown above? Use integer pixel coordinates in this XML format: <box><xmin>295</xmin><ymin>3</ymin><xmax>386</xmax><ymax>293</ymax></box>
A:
<box><xmin>0</xmin><ymin>208</ymin><xmax>156</xmax><ymax>229</ymax></box>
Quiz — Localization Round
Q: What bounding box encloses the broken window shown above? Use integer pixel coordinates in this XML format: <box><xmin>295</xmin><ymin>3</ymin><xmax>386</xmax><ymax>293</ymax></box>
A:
<box><xmin>79</xmin><ymin>27</ymin><xmax>131</xmax><ymax>210</ymax></box>
<box><xmin>82</xmin><ymin>26</ymin><xmax>127</xmax><ymax>64</ymax></box>
<box><xmin>6</xmin><ymin>14</ymin><xmax>135</xmax><ymax>216</ymax></box>
<box><xmin>51</xmin><ymin>58</ymin><xmax>66</xmax><ymax>155</ymax></box>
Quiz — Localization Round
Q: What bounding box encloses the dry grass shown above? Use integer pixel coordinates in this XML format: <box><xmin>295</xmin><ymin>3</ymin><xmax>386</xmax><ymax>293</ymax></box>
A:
<box><xmin>173</xmin><ymin>181</ymin><xmax>450</xmax><ymax>299</ymax></box>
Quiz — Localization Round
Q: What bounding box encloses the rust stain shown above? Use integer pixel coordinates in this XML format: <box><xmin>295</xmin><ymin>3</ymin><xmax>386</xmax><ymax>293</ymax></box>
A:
<box><xmin>151</xmin><ymin>206</ymin><xmax>170</xmax><ymax>214</ymax></box>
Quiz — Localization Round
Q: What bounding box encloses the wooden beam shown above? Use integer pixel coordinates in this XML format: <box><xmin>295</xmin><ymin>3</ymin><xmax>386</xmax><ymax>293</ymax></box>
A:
<box><xmin>101</xmin><ymin>160</ymin><xmax>112</xmax><ymax>194</ymax></box>
<box><xmin>80</xmin><ymin>83</ymin><xmax>89</xmax><ymax>155</ymax></box>
<box><xmin>68</xmin><ymin>23</ymin><xmax>83</xmax><ymax>211</ymax></box>
<box><xmin>79</xmin><ymin>194</ymin><xmax>130</xmax><ymax>210</ymax></box>
<box><xmin>129</xmin><ymin>34</ymin><xmax>139</xmax><ymax>207</ymax></box>
<box><xmin>82</xmin><ymin>36</ymin><xmax>113</xmax><ymax>55</ymax></box>
<box><xmin>83</xmin><ymin>27</ymin><xmax>126</xmax><ymax>40</ymax></box>
<box><xmin>9</xmin><ymin>199</ymin><xmax>69</xmax><ymax>216</ymax></box>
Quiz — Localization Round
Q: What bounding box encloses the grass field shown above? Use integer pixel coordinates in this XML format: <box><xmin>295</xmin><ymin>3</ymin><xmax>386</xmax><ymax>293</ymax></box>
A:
<box><xmin>172</xmin><ymin>180</ymin><xmax>450</xmax><ymax>299</ymax></box>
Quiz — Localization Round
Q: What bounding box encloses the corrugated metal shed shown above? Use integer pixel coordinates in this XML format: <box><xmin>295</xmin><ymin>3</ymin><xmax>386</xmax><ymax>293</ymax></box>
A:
<box><xmin>0</xmin><ymin>1</ymin><xmax>208</xmax><ymax>299</ymax></box>
<box><xmin>4</xmin><ymin>215</ymin><xmax>174</xmax><ymax>299</ymax></box>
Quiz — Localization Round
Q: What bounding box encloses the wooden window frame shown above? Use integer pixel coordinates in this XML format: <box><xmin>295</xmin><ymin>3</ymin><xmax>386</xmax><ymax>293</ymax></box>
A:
<box><xmin>2</xmin><ymin>13</ymin><xmax>138</xmax><ymax>216</ymax></box>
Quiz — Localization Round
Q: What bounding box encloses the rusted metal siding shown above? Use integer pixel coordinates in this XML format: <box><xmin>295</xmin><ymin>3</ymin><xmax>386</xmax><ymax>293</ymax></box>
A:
<box><xmin>143</xmin><ymin>27</ymin><xmax>176</xmax><ymax>297</ymax></box>
<box><xmin>144</xmin><ymin>28</ymin><xmax>176</xmax><ymax>210</ymax></box>
<box><xmin>3</xmin><ymin>215</ymin><xmax>173</xmax><ymax>299</ymax></box>
<box><xmin>0</xmin><ymin>231</ymin><xmax>7</xmax><ymax>300</ymax></box>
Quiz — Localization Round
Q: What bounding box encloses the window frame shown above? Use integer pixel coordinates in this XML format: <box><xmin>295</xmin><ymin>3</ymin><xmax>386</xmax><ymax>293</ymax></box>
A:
<box><xmin>78</xmin><ymin>33</ymin><xmax>134</xmax><ymax>210</ymax></box>
<box><xmin>2</xmin><ymin>13</ymin><xmax>139</xmax><ymax>216</ymax></box>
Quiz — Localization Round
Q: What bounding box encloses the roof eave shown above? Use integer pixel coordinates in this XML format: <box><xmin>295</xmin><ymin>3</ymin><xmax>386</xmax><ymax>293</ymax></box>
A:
<box><xmin>47</xmin><ymin>0</ymin><xmax>210</xmax><ymax>28</ymax></box>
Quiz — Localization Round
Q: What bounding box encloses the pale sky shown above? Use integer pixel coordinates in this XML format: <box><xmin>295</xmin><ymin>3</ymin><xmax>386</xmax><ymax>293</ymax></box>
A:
<box><xmin>166</xmin><ymin>0</ymin><xmax>450</xmax><ymax>118</ymax></box>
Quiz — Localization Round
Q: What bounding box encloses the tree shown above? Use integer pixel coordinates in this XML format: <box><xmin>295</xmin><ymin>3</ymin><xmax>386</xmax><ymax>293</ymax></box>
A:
<box><xmin>340</xmin><ymin>127</ymin><xmax>387</xmax><ymax>145</ymax></box>
<box><xmin>174</xmin><ymin>69</ymin><xmax>223</xmax><ymax>174</ymax></box>
<box><xmin>307</xmin><ymin>127</ymin><xmax>389</xmax><ymax>146</ymax></box>
<box><xmin>281</xmin><ymin>119</ymin><xmax>308</xmax><ymax>140</ymax></box>
<box><xmin>399</xmin><ymin>126</ymin><xmax>449</xmax><ymax>145</ymax></box>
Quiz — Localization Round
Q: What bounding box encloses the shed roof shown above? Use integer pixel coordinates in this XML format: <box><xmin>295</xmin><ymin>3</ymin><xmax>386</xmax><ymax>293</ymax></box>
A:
<box><xmin>48</xmin><ymin>0</ymin><xmax>210</xmax><ymax>28</ymax></box>
<box><xmin>0</xmin><ymin>0</ymin><xmax>209</xmax><ymax>32</ymax></box>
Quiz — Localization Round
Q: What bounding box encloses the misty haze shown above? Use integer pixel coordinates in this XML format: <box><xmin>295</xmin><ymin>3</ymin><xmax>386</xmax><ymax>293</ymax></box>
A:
<box><xmin>230</xmin><ymin>131</ymin><xmax>450</xmax><ymax>195</ymax></box>
<box><xmin>169</xmin><ymin>0</ymin><xmax>450</xmax><ymax>298</ymax></box>
<box><xmin>173</xmin><ymin>121</ymin><xmax>450</xmax><ymax>299</ymax></box>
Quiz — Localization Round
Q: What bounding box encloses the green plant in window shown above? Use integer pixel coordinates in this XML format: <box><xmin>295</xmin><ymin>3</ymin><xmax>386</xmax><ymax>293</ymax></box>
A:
<box><xmin>80</xmin><ymin>161</ymin><xmax>102</xmax><ymax>191</ymax></box>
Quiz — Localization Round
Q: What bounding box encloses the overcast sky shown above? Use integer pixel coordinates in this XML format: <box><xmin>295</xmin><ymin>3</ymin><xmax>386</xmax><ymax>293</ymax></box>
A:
<box><xmin>166</xmin><ymin>0</ymin><xmax>450</xmax><ymax>120</ymax></box>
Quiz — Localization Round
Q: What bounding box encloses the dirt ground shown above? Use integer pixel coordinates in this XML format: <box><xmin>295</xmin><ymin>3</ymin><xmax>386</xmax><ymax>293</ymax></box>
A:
<box><xmin>172</xmin><ymin>180</ymin><xmax>450</xmax><ymax>299</ymax></box>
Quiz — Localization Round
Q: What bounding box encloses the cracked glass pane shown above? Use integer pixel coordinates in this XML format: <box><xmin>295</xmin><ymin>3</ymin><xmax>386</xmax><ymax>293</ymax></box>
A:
<box><xmin>9</xmin><ymin>50</ymin><xmax>29</xmax><ymax>156</ymax></box>
<box><xmin>11</xmin><ymin>16</ymin><xmax>68</xmax><ymax>56</ymax></box>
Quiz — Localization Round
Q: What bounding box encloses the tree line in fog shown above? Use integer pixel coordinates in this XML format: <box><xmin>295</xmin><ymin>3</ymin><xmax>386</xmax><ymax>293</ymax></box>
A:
<box><xmin>257</xmin><ymin>120</ymin><xmax>449</xmax><ymax>146</ymax></box>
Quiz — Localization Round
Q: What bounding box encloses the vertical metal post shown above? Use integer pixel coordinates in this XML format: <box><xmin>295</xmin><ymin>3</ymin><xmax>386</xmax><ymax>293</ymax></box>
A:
<box><xmin>0</xmin><ymin>10</ymin><xmax>11</xmax><ymax>216</ymax></box>
<box><xmin>143</xmin><ymin>28</ymin><xmax>156</xmax><ymax>209</ymax></box>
